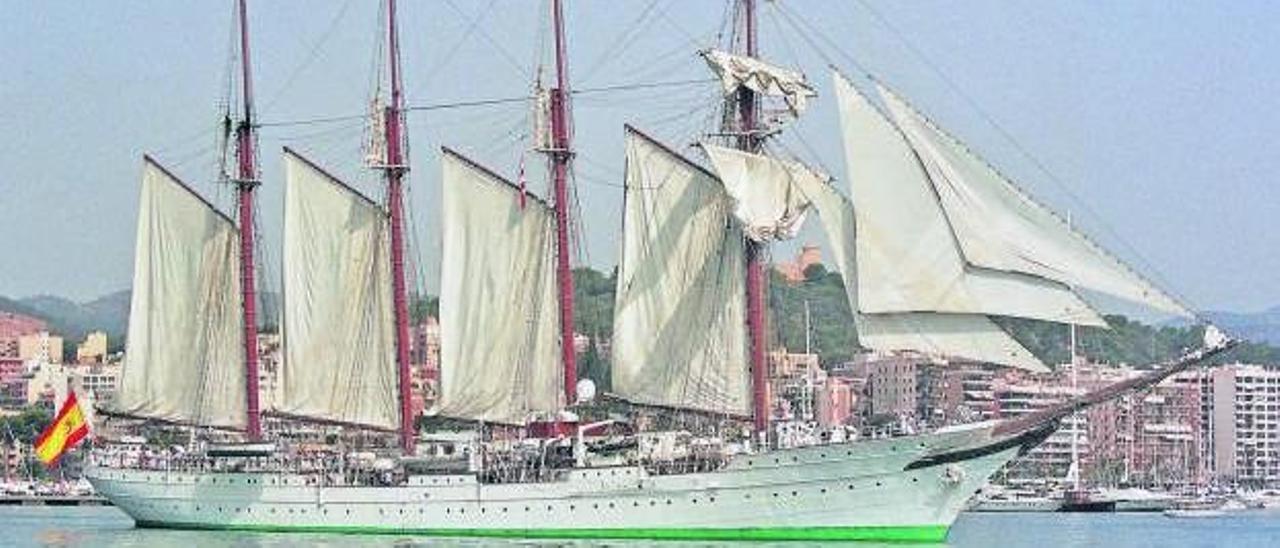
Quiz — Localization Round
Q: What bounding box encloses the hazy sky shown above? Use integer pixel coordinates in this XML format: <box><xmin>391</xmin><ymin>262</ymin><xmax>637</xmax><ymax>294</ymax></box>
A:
<box><xmin>2</xmin><ymin>1</ymin><xmax>1277</xmax><ymax>314</ymax></box>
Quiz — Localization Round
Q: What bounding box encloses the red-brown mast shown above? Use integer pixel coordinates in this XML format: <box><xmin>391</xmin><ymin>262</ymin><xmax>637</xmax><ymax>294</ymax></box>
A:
<box><xmin>736</xmin><ymin>0</ymin><xmax>770</xmax><ymax>443</ymax></box>
<box><xmin>234</xmin><ymin>0</ymin><xmax>263</xmax><ymax>441</ymax></box>
<box><xmin>383</xmin><ymin>0</ymin><xmax>415</xmax><ymax>455</ymax></box>
<box><xmin>549</xmin><ymin>0</ymin><xmax>578</xmax><ymax>405</ymax></box>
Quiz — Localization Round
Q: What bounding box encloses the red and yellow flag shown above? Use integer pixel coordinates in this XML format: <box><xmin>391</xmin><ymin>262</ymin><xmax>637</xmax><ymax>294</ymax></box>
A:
<box><xmin>34</xmin><ymin>391</ymin><xmax>90</xmax><ymax>466</ymax></box>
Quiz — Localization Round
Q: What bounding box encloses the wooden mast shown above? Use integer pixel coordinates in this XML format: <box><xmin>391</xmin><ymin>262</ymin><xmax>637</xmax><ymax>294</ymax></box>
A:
<box><xmin>233</xmin><ymin>0</ymin><xmax>263</xmax><ymax>441</ymax></box>
<box><xmin>549</xmin><ymin>0</ymin><xmax>578</xmax><ymax>405</ymax></box>
<box><xmin>735</xmin><ymin>0</ymin><xmax>770</xmax><ymax>444</ymax></box>
<box><xmin>383</xmin><ymin>0</ymin><xmax>415</xmax><ymax>455</ymax></box>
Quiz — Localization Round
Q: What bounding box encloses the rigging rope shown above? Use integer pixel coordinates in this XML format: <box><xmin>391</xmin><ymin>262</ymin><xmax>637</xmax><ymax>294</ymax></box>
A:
<box><xmin>254</xmin><ymin>79</ymin><xmax>715</xmax><ymax>129</ymax></box>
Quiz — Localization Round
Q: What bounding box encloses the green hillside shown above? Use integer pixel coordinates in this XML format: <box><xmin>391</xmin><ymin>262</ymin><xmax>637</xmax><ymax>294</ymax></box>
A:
<box><xmin>569</xmin><ymin>264</ymin><xmax>1277</xmax><ymax>383</ymax></box>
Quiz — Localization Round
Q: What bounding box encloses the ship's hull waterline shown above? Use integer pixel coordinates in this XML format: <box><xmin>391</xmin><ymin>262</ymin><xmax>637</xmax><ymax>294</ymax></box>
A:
<box><xmin>88</xmin><ymin>423</ymin><xmax>1045</xmax><ymax>542</ymax></box>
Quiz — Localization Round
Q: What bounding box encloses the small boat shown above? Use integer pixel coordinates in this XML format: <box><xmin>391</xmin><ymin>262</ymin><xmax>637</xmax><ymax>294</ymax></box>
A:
<box><xmin>1101</xmin><ymin>487</ymin><xmax>1177</xmax><ymax>513</ymax></box>
<box><xmin>1164</xmin><ymin>499</ymin><xmax>1226</xmax><ymax>518</ymax></box>
<box><xmin>1058</xmin><ymin>489</ymin><xmax>1117</xmax><ymax>513</ymax></box>
<box><xmin>1219</xmin><ymin>498</ymin><xmax>1248</xmax><ymax>512</ymax></box>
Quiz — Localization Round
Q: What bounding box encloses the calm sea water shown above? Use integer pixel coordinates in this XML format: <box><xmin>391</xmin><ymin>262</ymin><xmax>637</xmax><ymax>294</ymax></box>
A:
<box><xmin>4</xmin><ymin>506</ymin><xmax>1278</xmax><ymax>548</ymax></box>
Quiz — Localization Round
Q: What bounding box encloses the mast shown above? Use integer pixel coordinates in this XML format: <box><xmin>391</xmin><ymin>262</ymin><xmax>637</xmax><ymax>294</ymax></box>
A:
<box><xmin>234</xmin><ymin>0</ymin><xmax>263</xmax><ymax>441</ymax></box>
<box><xmin>733</xmin><ymin>0</ymin><xmax>770</xmax><ymax>443</ymax></box>
<box><xmin>1068</xmin><ymin>213</ymin><xmax>1080</xmax><ymax>491</ymax></box>
<box><xmin>549</xmin><ymin>0</ymin><xmax>578</xmax><ymax>405</ymax></box>
<box><xmin>383</xmin><ymin>0</ymin><xmax>415</xmax><ymax>455</ymax></box>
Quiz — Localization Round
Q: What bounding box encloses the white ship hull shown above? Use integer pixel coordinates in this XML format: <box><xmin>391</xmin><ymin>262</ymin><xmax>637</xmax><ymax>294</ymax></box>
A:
<box><xmin>88</xmin><ymin>422</ymin><xmax>1046</xmax><ymax>542</ymax></box>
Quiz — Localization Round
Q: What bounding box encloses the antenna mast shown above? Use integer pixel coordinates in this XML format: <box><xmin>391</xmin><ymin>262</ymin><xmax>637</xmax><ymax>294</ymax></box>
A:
<box><xmin>234</xmin><ymin>0</ymin><xmax>263</xmax><ymax>441</ymax></box>
<box><xmin>383</xmin><ymin>0</ymin><xmax>416</xmax><ymax>455</ymax></box>
<box><xmin>733</xmin><ymin>0</ymin><xmax>770</xmax><ymax>444</ymax></box>
<box><xmin>549</xmin><ymin>0</ymin><xmax>578</xmax><ymax>405</ymax></box>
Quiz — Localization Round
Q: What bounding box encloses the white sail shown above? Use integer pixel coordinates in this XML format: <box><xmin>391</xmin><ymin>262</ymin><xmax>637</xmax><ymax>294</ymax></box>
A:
<box><xmin>701</xmin><ymin>143</ymin><xmax>815</xmax><ymax>243</ymax></box>
<box><xmin>434</xmin><ymin>149</ymin><xmax>563</xmax><ymax>423</ymax></box>
<box><xmin>702</xmin><ymin>49</ymin><xmax>816</xmax><ymax>116</ymax></box>
<box><xmin>278</xmin><ymin>150</ymin><xmax>399</xmax><ymax>430</ymax></box>
<box><xmin>113</xmin><ymin>158</ymin><xmax>247</xmax><ymax>428</ymax></box>
<box><xmin>876</xmin><ymin>83</ymin><xmax>1192</xmax><ymax>318</ymax></box>
<box><xmin>799</xmin><ymin>173</ymin><xmax>1047</xmax><ymax>372</ymax></box>
<box><xmin>611</xmin><ymin>128</ymin><xmax>751</xmax><ymax>415</ymax></box>
<box><xmin>833</xmin><ymin>73</ymin><xmax>1104</xmax><ymax>327</ymax></box>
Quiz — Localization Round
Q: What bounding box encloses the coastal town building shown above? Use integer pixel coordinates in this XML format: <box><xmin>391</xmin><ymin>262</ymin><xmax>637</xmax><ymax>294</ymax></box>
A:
<box><xmin>76</xmin><ymin>331</ymin><xmax>108</xmax><ymax>364</ymax></box>
<box><xmin>17</xmin><ymin>331</ymin><xmax>62</xmax><ymax>364</ymax></box>
<box><xmin>773</xmin><ymin>244</ymin><xmax>822</xmax><ymax>284</ymax></box>
<box><xmin>814</xmin><ymin>377</ymin><xmax>856</xmax><ymax>429</ymax></box>
<box><xmin>0</xmin><ymin>357</ymin><xmax>25</xmax><ymax>409</ymax></box>
<box><xmin>0</xmin><ymin>312</ymin><xmax>46</xmax><ymax>358</ymax></box>
<box><xmin>72</xmin><ymin>362</ymin><xmax>122</xmax><ymax>403</ymax></box>
<box><xmin>1196</xmin><ymin>363</ymin><xmax>1280</xmax><ymax>485</ymax></box>
<box><xmin>833</xmin><ymin>353</ymin><xmax>919</xmax><ymax>428</ymax></box>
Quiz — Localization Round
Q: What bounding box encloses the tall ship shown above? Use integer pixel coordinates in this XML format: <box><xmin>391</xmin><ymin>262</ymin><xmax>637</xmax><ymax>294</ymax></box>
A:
<box><xmin>86</xmin><ymin>0</ymin><xmax>1236</xmax><ymax>542</ymax></box>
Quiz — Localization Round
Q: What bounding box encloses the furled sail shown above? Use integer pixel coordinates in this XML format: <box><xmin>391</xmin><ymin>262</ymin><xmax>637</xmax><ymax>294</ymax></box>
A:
<box><xmin>833</xmin><ymin>73</ymin><xmax>1104</xmax><ymax>327</ymax></box>
<box><xmin>434</xmin><ymin>149</ymin><xmax>562</xmax><ymax>423</ymax></box>
<box><xmin>876</xmin><ymin>83</ymin><xmax>1192</xmax><ymax>318</ymax></box>
<box><xmin>113</xmin><ymin>158</ymin><xmax>247</xmax><ymax>428</ymax></box>
<box><xmin>702</xmin><ymin>49</ymin><xmax>816</xmax><ymax>116</ymax></box>
<box><xmin>278</xmin><ymin>149</ymin><xmax>399</xmax><ymax>430</ymax></box>
<box><xmin>611</xmin><ymin>127</ymin><xmax>751</xmax><ymax>415</ymax></box>
<box><xmin>701</xmin><ymin>143</ymin><xmax>815</xmax><ymax>243</ymax></box>
<box><xmin>799</xmin><ymin>173</ymin><xmax>1047</xmax><ymax>372</ymax></box>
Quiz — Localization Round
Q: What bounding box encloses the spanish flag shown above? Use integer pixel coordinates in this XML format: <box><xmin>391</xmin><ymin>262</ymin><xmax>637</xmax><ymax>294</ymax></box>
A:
<box><xmin>34</xmin><ymin>391</ymin><xmax>90</xmax><ymax>466</ymax></box>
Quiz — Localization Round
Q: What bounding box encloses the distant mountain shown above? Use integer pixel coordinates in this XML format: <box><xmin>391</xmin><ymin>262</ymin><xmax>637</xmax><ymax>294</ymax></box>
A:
<box><xmin>6</xmin><ymin>291</ymin><xmax>131</xmax><ymax>348</ymax></box>
<box><xmin>1204</xmin><ymin>306</ymin><xmax>1280</xmax><ymax>347</ymax></box>
<box><xmin>0</xmin><ymin>290</ymin><xmax>285</xmax><ymax>353</ymax></box>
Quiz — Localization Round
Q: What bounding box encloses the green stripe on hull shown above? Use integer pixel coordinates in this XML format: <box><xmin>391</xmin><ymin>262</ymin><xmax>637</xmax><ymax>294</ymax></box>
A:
<box><xmin>134</xmin><ymin>521</ymin><xmax>949</xmax><ymax>542</ymax></box>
